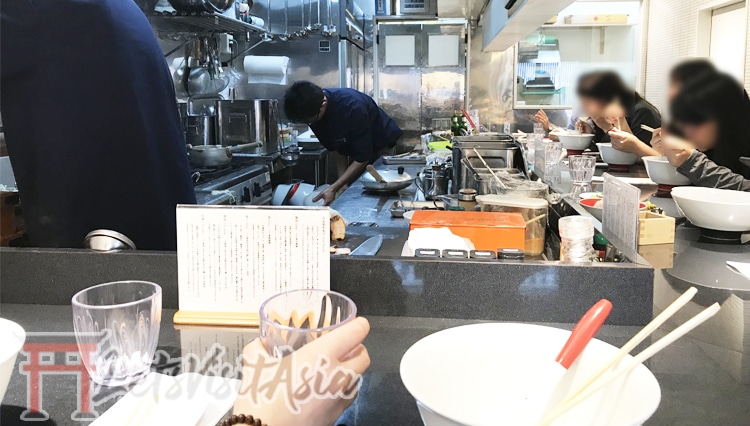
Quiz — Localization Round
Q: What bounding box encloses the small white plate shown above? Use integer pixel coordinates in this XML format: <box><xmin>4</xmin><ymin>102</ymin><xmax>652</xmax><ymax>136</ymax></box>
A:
<box><xmin>579</xmin><ymin>192</ymin><xmax>603</xmax><ymax>200</ymax></box>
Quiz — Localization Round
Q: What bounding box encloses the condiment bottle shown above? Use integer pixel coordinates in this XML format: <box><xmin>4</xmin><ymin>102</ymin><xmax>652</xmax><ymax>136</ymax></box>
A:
<box><xmin>458</xmin><ymin>188</ymin><xmax>478</xmax><ymax>210</ymax></box>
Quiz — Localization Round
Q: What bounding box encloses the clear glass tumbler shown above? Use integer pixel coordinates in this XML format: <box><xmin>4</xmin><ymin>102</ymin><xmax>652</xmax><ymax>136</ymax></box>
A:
<box><xmin>544</xmin><ymin>141</ymin><xmax>563</xmax><ymax>166</ymax></box>
<box><xmin>260</xmin><ymin>289</ymin><xmax>357</xmax><ymax>358</ymax></box>
<box><xmin>568</xmin><ymin>155</ymin><xmax>597</xmax><ymax>185</ymax></box>
<box><xmin>72</xmin><ymin>281</ymin><xmax>162</xmax><ymax>386</ymax></box>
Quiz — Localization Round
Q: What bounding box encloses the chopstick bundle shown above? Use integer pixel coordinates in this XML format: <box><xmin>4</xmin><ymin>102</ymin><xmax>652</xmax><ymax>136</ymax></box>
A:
<box><xmin>640</xmin><ymin>124</ymin><xmax>657</xmax><ymax>133</ymax></box>
<box><xmin>537</xmin><ymin>287</ymin><xmax>719</xmax><ymax>426</ymax></box>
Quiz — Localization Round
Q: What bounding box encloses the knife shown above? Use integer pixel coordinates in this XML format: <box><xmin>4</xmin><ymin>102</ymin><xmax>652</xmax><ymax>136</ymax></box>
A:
<box><xmin>350</xmin><ymin>235</ymin><xmax>383</xmax><ymax>256</ymax></box>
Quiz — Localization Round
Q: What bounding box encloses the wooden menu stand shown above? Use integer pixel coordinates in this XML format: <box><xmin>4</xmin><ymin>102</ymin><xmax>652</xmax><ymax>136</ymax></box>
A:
<box><xmin>173</xmin><ymin>310</ymin><xmax>260</xmax><ymax>328</ymax></box>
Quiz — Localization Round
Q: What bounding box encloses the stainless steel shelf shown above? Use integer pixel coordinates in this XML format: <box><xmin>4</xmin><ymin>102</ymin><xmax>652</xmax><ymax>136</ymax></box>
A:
<box><xmin>150</xmin><ymin>12</ymin><xmax>266</xmax><ymax>35</ymax></box>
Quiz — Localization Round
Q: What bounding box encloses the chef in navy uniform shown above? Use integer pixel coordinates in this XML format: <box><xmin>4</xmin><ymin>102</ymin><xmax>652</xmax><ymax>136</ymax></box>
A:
<box><xmin>283</xmin><ymin>81</ymin><xmax>403</xmax><ymax>205</ymax></box>
<box><xmin>1</xmin><ymin>0</ymin><xmax>196</xmax><ymax>250</ymax></box>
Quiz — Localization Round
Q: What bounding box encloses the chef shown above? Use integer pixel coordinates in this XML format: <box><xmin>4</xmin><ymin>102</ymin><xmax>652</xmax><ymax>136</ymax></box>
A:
<box><xmin>283</xmin><ymin>81</ymin><xmax>403</xmax><ymax>205</ymax></box>
<box><xmin>1</xmin><ymin>0</ymin><xmax>196</xmax><ymax>250</ymax></box>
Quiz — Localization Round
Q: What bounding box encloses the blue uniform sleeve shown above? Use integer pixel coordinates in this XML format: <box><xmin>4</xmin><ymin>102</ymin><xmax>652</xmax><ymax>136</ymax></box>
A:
<box><xmin>348</xmin><ymin>106</ymin><xmax>375</xmax><ymax>163</ymax></box>
<box><xmin>1</xmin><ymin>0</ymin><xmax>39</xmax><ymax>77</ymax></box>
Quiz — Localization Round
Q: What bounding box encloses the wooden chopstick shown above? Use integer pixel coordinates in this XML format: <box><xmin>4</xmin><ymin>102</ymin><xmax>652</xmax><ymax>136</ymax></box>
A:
<box><xmin>550</xmin><ymin>287</ymin><xmax>697</xmax><ymax>409</ymax></box>
<box><xmin>640</xmin><ymin>124</ymin><xmax>656</xmax><ymax>133</ymax></box>
<box><xmin>537</xmin><ymin>301</ymin><xmax>720</xmax><ymax>425</ymax></box>
<box><xmin>473</xmin><ymin>147</ymin><xmax>507</xmax><ymax>190</ymax></box>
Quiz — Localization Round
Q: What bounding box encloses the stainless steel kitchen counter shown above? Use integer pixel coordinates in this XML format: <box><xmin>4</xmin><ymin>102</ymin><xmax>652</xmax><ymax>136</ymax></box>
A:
<box><xmin>1</xmin><ymin>302</ymin><xmax>748</xmax><ymax>425</ymax></box>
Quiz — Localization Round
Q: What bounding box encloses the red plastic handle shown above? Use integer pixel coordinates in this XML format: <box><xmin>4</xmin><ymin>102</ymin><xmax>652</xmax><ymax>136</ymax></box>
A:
<box><xmin>555</xmin><ymin>299</ymin><xmax>613</xmax><ymax>369</ymax></box>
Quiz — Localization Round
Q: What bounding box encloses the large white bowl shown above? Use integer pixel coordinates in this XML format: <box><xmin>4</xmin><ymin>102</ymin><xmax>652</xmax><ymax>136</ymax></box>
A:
<box><xmin>289</xmin><ymin>183</ymin><xmax>315</xmax><ymax>206</ymax></box>
<box><xmin>558</xmin><ymin>133</ymin><xmax>595</xmax><ymax>151</ymax></box>
<box><xmin>672</xmin><ymin>187</ymin><xmax>750</xmax><ymax>232</ymax></box>
<box><xmin>597</xmin><ymin>143</ymin><xmax>638</xmax><ymax>166</ymax></box>
<box><xmin>0</xmin><ymin>318</ymin><xmax>25</xmax><ymax>403</ymax></box>
<box><xmin>642</xmin><ymin>156</ymin><xmax>691</xmax><ymax>186</ymax></box>
<box><xmin>400</xmin><ymin>323</ymin><xmax>660</xmax><ymax>426</ymax></box>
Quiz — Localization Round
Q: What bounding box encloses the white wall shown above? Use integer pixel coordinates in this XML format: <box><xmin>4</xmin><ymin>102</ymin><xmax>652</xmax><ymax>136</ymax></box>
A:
<box><xmin>643</xmin><ymin>0</ymin><xmax>750</xmax><ymax>113</ymax></box>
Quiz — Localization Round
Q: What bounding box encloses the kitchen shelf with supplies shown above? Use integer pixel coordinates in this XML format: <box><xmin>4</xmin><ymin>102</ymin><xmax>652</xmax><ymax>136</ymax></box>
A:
<box><xmin>149</xmin><ymin>11</ymin><xmax>266</xmax><ymax>36</ymax></box>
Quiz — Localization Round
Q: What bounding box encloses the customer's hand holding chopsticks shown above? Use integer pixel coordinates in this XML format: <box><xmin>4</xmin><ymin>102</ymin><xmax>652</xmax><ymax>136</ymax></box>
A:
<box><xmin>650</xmin><ymin>127</ymin><xmax>695</xmax><ymax>167</ymax></box>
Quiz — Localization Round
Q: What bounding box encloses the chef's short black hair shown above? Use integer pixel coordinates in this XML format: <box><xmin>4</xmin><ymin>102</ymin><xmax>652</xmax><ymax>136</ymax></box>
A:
<box><xmin>284</xmin><ymin>81</ymin><xmax>325</xmax><ymax>123</ymax></box>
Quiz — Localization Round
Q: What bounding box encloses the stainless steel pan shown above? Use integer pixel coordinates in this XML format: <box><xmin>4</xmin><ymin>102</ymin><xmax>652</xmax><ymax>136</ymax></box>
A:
<box><xmin>360</xmin><ymin>167</ymin><xmax>414</xmax><ymax>192</ymax></box>
<box><xmin>188</xmin><ymin>142</ymin><xmax>262</xmax><ymax>167</ymax></box>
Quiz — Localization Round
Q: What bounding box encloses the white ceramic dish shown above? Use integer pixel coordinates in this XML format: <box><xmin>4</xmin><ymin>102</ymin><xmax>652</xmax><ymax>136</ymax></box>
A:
<box><xmin>303</xmin><ymin>185</ymin><xmax>330</xmax><ymax>207</ymax></box>
<box><xmin>271</xmin><ymin>183</ymin><xmax>293</xmax><ymax>206</ymax></box>
<box><xmin>642</xmin><ymin>156</ymin><xmax>691</xmax><ymax>186</ymax></box>
<box><xmin>400</xmin><ymin>323</ymin><xmax>661</xmax><ymax>426</ymax></box>
<box><xmin>558</xmin><ymin>133</ymin><xmax>595</xmax><ymax>151</ymax></box>
<box><xmin>579</xmin><ymin>192</ymin><xmax>603</xmax><ymax>200</ymax></box>
<box><xmin>597</xmin><ymin>143</ymin><xmax>638</xmax><ymax>166</ymax></box>
<box><xmin>0</xmin><ymin>318</ymin><xmax>25</xmax><ymax>403</ymax></box>
<box><xmin>579</xmin><ymin>198</ymin><xmax>647</xmax><ymax>222</ymax></box>
<box><xmin>672</xmin><ymin>187</ymin><xmax>750</xmax><ymax>232</ymax></box>
<box><xmin>289</xmin><ymin>183</ymin><xmax>315</xmax><ymax>206</ymax></box>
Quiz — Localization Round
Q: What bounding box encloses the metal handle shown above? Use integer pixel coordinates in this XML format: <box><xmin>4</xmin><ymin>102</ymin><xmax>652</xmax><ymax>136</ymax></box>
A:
<box><xmin>366</xmin><ymin>165</ymin><xmax>385</xmax><ymax>183</ymax></box>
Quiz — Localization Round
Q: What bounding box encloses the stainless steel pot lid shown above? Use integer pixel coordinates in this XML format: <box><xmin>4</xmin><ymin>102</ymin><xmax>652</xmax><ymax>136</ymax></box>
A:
<box><xmin>84</xmin><ymin>229</ymin><xmax>137</xmax><ymax>251</ymax></box>
<box><xmin>360</xmin><ymin>168</ymin><xmax>413</xmax><ymax>183</ymax></box>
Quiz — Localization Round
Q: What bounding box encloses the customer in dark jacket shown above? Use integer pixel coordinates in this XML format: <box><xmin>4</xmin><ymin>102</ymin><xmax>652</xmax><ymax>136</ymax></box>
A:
<box><xmin>1</xmin><ymin>0</ymin><xmax>196</xmax><ymax>249</ymax></box>
<box><xmin>651</xmin><ymin>72</ymin><xmax>750</xmax><ymax>191</ymax></box>
<box><xmin>574</xmin><ymin>71</ymin><xmax>662</xmax><ymax>157</ymax></box>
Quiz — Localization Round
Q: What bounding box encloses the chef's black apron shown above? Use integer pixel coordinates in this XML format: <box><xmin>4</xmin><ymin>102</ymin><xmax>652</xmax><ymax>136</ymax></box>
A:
<box><xmin>1</xmin><ymin>0</ymin><xmax>196</xmax><ymax>250</ymax></box>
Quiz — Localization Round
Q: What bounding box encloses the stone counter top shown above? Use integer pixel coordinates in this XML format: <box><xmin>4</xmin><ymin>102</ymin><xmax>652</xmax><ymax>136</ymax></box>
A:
<box><xmin>1</xmin><ymin>303</ymin><xmax>748</xmax><ymax>425</ymax></box>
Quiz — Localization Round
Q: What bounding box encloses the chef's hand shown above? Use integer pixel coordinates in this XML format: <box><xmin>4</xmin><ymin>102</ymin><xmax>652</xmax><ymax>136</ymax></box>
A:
<box><xmin>534</xmin><ymin>110</ymin><xmax>551</xmax><ymax>132</ymax></box>
<box><xmin>234</xmin><ymin>317</ymin><xmax>371</xmax><ymax>426</ymax></box>
<box><xmin>313</xmin><ymin>187</ymin><xmax>337</xmax><ymax>206</ymax></box>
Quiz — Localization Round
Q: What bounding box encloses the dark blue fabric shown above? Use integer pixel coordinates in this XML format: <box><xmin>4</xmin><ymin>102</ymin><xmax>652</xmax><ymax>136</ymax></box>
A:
<box><xmin>310</xmin><ymin>88</ymin><xmax>402</xmax><ymax>163</ymax></box>
<box><xmin>1</xmin><ymin>0</ymin><xmax>196</xmax><ymax>250</ymax></box>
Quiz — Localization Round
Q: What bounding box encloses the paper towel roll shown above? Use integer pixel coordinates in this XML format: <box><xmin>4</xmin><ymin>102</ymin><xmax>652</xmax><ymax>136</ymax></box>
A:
<box><xmin>244</xmin><ymin>55</ymin><xmax>290</xmax><ymax>85</ymax></box>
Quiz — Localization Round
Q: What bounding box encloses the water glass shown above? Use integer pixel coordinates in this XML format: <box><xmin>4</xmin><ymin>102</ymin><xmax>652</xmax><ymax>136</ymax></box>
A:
<box><xmin>569</xmin><ymin>155</ymin><xmax>597</xmax><ymax>185</ymax></box>
<box><xmin>72</xmin><ymin>281</ymin><xmax>162</xmax><ymax>386</ymax></box>
<box><xmin>559</xmin><ymin>216</ymin><xmax>597</xmax><ymax>263</ymax></box>
<box><xmin>544</xmin><ymin>141</ymin><xmax>563</xmax><ymax>166</ymax></box>
<box><xmin>260</xmin><ymin>289</ymin><xmax>357</xmax><ymax>358</ymax></box>
<box><xmin>533</xmin><ymin>123</ymin><xmax>545</xmax><ymax>135</ymax></box>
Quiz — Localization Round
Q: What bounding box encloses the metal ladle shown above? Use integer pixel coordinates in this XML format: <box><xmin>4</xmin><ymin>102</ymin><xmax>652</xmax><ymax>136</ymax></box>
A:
<box><xmin>472</xmin><ymin>147</ymin><xmax>507</xmax><ymax>191</ymax></box>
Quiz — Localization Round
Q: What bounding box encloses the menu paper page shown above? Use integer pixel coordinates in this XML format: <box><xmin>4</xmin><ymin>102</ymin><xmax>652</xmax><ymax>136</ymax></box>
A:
<box><xmin>176</xmin><ymin>205</ymin><xmax>330</xmax><ymax>313</ymax></box>
<box><xmin>602</xmin><ymin>174</ymin><xmax>640</xmax><ymax>263</ymax></box>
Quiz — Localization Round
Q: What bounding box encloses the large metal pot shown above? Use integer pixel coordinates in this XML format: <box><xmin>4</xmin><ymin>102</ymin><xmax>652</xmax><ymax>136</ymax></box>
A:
<box><xmin>360</xmin><ymin>167</ymin><xmax>414</xmax><ymax>192</ymax></box>
<box><xmin>167</xmin><ymin>0</ymin><xmax>235</xmax><ymax>13</ymax></box>
<box><xmin>188</xmin><ymin>143</ymin><xmax>262</xmax><ymax>167</ymax></box>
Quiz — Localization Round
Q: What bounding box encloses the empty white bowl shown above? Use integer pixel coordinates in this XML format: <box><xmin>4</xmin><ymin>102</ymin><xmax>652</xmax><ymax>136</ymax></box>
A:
<box><xmin>0</xmin><ymin>318</ymin><xmax>25</xmax><ymax>403</ymax></box>
<box><xmin>672</xmin><ymin>187</ymin><xmax>750</xmax><ymax>232</ymax></box>
<box><xmin>400</xmin><ymin>323</ymin><xmax>660</xmax><ymax>426</ymax></box>
<box><xmin>597</xmin><ymin>143</ymin><xmax>638</xmax><ymax>166</ymax></box>
<box><xmin>558</xmin><ymin>133</ymin><xmax>595</xmax><ymax>152</ymax></box>
<box><xmin>271</xmin><ymin>183</ymin><xmax>293</xmax><ymax>206</ymax></box>
<box><xmin>642</xmin><ymin>156</ymin><xmax>691</xmax><ymax>186</ymax></box>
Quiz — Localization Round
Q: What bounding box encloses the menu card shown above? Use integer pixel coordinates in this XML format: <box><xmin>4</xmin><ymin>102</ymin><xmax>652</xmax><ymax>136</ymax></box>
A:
<box><xmin>174</xmin><ymin>205</ymin><xmax>330</xmax><ymax>327</ymax></box>
<box><xmin>602</xmin><ymin>173</ymin><xmax>641</xmax><ymax>263</ymax></box>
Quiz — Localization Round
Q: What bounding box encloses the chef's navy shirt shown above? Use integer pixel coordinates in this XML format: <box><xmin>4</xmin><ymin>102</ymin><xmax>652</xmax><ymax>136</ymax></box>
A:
<box><xmin>310</xmin><ymin>88</ymin><xmax>403</xmax><ymax>163</ymax></box>
<box><xmin>1</xmin><ymin>0</ymin><xmax>196</xmax><ymax>250</ymax></box>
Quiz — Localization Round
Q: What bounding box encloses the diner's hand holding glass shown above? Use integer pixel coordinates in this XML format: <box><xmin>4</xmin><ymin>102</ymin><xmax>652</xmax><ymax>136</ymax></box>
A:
<box><xmin>576</xmin><ymin>119</ymin><xmax>595</xmax><ymax>134</ymax></box>
<box><xmin>651</xmin><ymin>128</ymin><xmax>695</xmax><ymax>167</ymax></box>
<box><xmin>234</xmin><ymin>317</ymin><xmax>371</xmax><ymax>426</ymax></box>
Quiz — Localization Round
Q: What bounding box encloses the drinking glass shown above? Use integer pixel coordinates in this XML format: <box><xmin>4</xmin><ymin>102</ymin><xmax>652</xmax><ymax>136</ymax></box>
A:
<box><xmin>260</xmin><ymin>289</ymin><xmax>357</xmax><ymax>358</ymax></box>
<box><xmin>568</xmin><ymin>155</ymin><xmax>597</xmax><ymax>185</ymax></box>
<box><xmin>72</xmin><ymin>281</ymin><xmax>162</xmax><ymax>386</ymax></box>
<box><xmin>533</xmin><ymin>123</ymin><xmax>545</xmax><ymax>135</ymax></box>
<box><xmin>544</xmin><ymin>141</ymin><xmax>563</xmax><ymax>166</ymax></box>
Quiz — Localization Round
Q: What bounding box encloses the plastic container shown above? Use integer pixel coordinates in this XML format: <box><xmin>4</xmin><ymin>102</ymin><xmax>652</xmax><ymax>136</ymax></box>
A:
<box><xmin>476</xmin><ymin>195</ymin><xmax>549</xmax><ymax>256</ymax></box>
<box><xmin>558</xmin><ymin>216</ymin><xmax>596</xmax><ymax>263</ymax></box>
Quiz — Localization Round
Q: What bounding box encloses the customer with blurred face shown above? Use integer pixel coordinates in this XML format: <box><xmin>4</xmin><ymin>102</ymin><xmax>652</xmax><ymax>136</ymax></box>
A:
<box><xmin>667</xmin><ymin>59</ymin><xmax>717</xmax><ymax>102</ymax></box>
<box><xmin>575</xmin><ymin>71</ymin><xmax>662</xmax><ymax>157</ymax></box>
<box><xmin>651</xmin><ymin>72</ymin><xmax>750</xmax><ymax>191</ymax></box>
